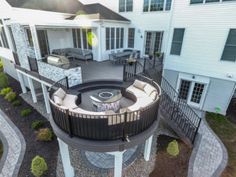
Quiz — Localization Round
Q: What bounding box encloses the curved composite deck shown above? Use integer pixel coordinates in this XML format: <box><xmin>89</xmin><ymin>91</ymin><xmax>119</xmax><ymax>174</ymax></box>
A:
<box><xmin>49</xmin><ymin>77</ymin><xmax>161</xmax><ymax>152</ymax></box>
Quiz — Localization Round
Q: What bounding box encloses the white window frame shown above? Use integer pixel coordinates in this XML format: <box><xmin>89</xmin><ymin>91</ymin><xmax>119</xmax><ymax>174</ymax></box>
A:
<box><xmin>106</xmin><ymin>27</ymin><xmax>124</xmax><ymax>51</ymax></box>
<box><xmin>119</xmin><ymin>0</ymin><xmax>133</xmax><ymax>12</ymax></box>
<box><xmin>143</xmin><ymin>0</ymin><xmax>172</xmax><ymax>12</ymax></box>
<box><xmin>176</xmin><ymin>73</ymin><xmax>209</xmax><ymax>109</ymax></box>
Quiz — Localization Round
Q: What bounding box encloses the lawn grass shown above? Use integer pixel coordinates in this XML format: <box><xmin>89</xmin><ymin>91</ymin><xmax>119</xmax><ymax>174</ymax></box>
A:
<box><xmin>206</xmin><ymin>112</ymin><xmax>236</xmax><ymax>177</ymax></box>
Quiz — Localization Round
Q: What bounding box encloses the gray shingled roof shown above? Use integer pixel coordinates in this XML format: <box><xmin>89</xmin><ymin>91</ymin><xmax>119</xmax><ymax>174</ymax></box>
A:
<box><xmin>6</xmin><ymin>0</ymin><xmax>130</xmax><ymax>22</ymax></box>
<box><xmin>6</xmin><ymin>0</ymin><xmax>86</xmax><ymax>14</ymax></box>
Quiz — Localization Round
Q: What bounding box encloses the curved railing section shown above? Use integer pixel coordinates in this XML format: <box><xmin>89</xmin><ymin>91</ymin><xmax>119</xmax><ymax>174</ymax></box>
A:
<box><xmin>49</xmin><ymin>77</ymin><xmax>161</xmax><ymax>141</ymax></box>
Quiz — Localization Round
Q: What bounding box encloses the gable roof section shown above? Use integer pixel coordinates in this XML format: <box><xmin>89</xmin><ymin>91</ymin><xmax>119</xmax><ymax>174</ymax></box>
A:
<box><xmin>5</xmin><ymin>0</ymin><xmax>85</xmax><ymax>14</ymax></box>
<box><xmin>6</xmin><ymin>0</ymin><xmax>130</xmax><ymax>22</ymax></box>
<box><xmin>83</xmin><ymin>3</ymin><xmax>130</xmax><ymax>22</ymax></box>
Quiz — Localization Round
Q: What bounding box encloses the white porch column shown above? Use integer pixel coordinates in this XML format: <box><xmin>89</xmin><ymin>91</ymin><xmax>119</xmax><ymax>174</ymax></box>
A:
<box><xmin>29</xmin><ymin>24</ymin><xmax>41</xmax><ymax>59</ymax></box>
<box><xmin>17</xmin><ymin>71</ymin><xmax>27</xmax><ymax>94</ymax></box>
<box><xmin>27</xmin><ymin>76</ymin><xmax>37</xmax><ymax>103</ymax></box>
<box><xmin>58</xmin><ymin>138</ymin><xmax>75</xmax><ymax>177</ymax></box>
<box><xmin>108</xmin><ymin>151</ymin><xmax>124</xmax><ymax>177</ymax></box>
<box><xmin>144</xmin><ymin>135</ymin><xmax>153</xmax><ymax>161</ymax></box>
<box><xmin>41</xmin><ymin>83</ymin><xmax>51</xmax><ymax>114</ymax></box>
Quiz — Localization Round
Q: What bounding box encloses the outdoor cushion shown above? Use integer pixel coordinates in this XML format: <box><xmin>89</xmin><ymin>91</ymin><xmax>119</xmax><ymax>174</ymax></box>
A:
<box><xmin>54</xmin><ymin>96</ymin><xmax>62</xmax><ymax>106</ymax></box>
<box><xmin>54</xmin><ymin>88</ymin><xmax>66</xmax><ymax>100</ymax></box>
<box><xmin>62</xmin><ymin>94</ymin><xmax>78</xmax><ymax>109</ymax></box>
<box><xmin>119</xmin><ymin>107</ymin><xmax>127</xmax><ymax>114</ymax></box>
<box><xmin>144</xmin><ymin>84</ymin><xmax>156</xmax><ymax>96</ymax></box>
<box><xmin>150</xmin><ymin>91</ymin><xmax>158</xmax><ymax>101</ymax></box>
<box><xmin>126</xmin><ymin>85</ymin><xmax>147</xmax><ymax>98</ymax></box>
<box><xmin>133</xmin><ymin>80</ymin><xmax>147</xmax><ymax>91</ymax></box>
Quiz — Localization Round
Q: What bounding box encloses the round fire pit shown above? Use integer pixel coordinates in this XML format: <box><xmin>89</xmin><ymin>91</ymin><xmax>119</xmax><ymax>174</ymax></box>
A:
<box><xmin>90</xmin><ymin>89</ymin><xmax>122</xmax><ymax>112</ymax></box>
<box><xmin>98</xmin><ymin>91</ymin><xmax>114</xmax><ymax>99</ymax></box>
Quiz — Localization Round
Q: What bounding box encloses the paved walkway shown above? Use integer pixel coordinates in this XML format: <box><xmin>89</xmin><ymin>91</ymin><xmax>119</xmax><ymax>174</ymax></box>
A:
<box><xmin>0</xmin><ymin>109</ymin><xmax>26</xmax><ymax>177</ymax></box>
<box><xmin>188</xmin><ymin>117</ymin><xmax>228</xmax><ymax>177</ymax></box>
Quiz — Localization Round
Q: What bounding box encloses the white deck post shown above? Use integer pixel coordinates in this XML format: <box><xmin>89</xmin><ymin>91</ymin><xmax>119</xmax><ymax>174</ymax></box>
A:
<box><xmin>58</xmin><ymin>138</ymin><xmax>75</xmax><ymax>177</ymax></box>
<box><xmin>144</xmin><ymin>135</ymin><xmax>153</xmax><ymax>161</ymax></box>
<box><xmin>27</xmin><ymin>76</ymin><xmax>37</xmax><ymax>103</ymax></box>
<box><xmin>41</xmin><ymin>83</ymin><xmax>51</xmax><ymax>114</ymax></box>
<box><xmin>29</xmin><ymin>24</ymin><xmax>41</xmax><ymax>59</ymax></box>
<box><xmin>17</xmin><ymin>71</ymin><xmax>27</xmax><ymax>94</ymax></box>
<box><xmin>107</xmin><ymin>151</ymin><xmax>124</xmax><ymax>177</ymax></box>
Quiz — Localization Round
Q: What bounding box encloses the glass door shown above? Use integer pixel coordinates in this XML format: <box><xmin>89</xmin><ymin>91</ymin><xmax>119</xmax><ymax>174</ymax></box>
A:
<box><xmin>144</xmin><ymin>31</ymin><xmax>163</xmax><ymax>55</ymax></box>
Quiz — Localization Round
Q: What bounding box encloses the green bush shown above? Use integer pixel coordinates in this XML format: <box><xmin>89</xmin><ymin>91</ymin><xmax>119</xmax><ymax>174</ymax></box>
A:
<box><xmin>0</xmin><ymin>60</ymin><xmax>3</xmax><ymax>72</ymax></box>
<box><xmin>31</xmin><ymin>155</ymin><xmax>48</xmax><ymax>177</ymax></box>
<box><xmin>20</xmin><ymin>108</ymin><xmax>32</xmax><ymax>117</ymax></box>
<box><xmin>0</xmin><ymin>72</ymin><xmax>8</xmax><ymax>88</ymax></box>
<box><xmin>36</xmin><ymin>128</ymin><xmax>53</xmax><ymax>141</ymax></box>
<box><xmin>4</xmin><ymin>91</ymin><xmax>16</xmax><ymax>102</ymax></box>
<box><xmin>166</xmin><ymin>140</ymin><xmax>179</xmax><ymax>157</ymax></box>
<box><xmin>12</xmin><ymin>99</ymin><xmax>22</xmax><ymax>107</ymax></box>
<box><xmin>0</xmin><ymin>87</ymin><xmax>12</xmax><ymax>96</ymax></box>
<box><xmin>31</xmin><ymin>120</ymin><xmax>44</xmax><ymax>130</ymax></box>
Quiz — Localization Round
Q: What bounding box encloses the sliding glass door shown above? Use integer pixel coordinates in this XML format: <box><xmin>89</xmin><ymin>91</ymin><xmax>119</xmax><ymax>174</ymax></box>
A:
<box><xmin>37</xmin><ymin>29</ymin><xmax>50</xmax><ymax>58</ymax></box>
<box><xmin>144</xmin><ymin>31</ymin><xmax>163</xmax><ymax>55</ymax></box>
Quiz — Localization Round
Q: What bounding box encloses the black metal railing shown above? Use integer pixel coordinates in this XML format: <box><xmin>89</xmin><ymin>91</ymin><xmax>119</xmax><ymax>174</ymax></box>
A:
<box><xmin>123</xmin><ymin>57</ymin><xmax>201</xmax><ymax>145</ymax></box>
<box><xmin>159</xmin><ymin>77</ymin><xmax>201</xmax><ymax>144</ymax></box>
<box><xmin>49</xmin><ymin>77</ymin><xmax>69</xmax><ymax>96</ymax></box>
<box><xmin>143</xmin><ymin>53</ymin><xmax>164</xmax><ymax>72</ymax></box>
<box><xmin>49</xmin><ymin>76</ymin><xmax>161</xmax><ymax>141</ymax></box>
<box><xmin>123</xmin><ymin>61</ymin><xmax>144</xmax><ymax>82</ymax></box>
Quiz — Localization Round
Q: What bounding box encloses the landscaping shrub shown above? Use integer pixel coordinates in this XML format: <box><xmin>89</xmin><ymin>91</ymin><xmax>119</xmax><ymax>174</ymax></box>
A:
<box><xmin>4</xmin><ymin>91</ymin><xmax>16</xmax><ymax>102</ymax></box>
<box><xmin>12</xmin><ymin>99</ymin><xmax>22</xmax><ymax>107</ymax></box>
<box><xmin>31</xmin><ymin>155</ymin><xmax>48</xmax><ymax>177</ymax></box>
<box><xmin>20</xmin><ymin>108</ymin><xmax>32</xmax><ymax>117</ymax></box>
<box><xmin>0</xmin><ymin>87</ymin><xmax>12</xmax><ymax>96</ymax></box>
<box><xmin>166</xmin><ymin>140</ymin><xmax>179</xmax><ymax>157</ymax></box>
<box><xmin>36</xmin><ymin>128</ymin><xmax>53</xmax><ymax>141</ymax></box>
<box><xmin>0</xmin><ymin>72</ymin><xmax>8</xmax><ymax>88</ymax></box>
<box><xmin>31</xmin><ymin>120</ymin><xmax>44</xmax><ymax>130</ymax></box>
<box><xmin>0</xmin><ymin>60</ymin><xmax>3</xmax><ymax>72</ymax></box>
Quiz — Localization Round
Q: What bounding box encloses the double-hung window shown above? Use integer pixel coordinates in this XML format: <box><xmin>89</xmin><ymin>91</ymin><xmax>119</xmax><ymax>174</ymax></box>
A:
<box><xmin>221</xmin><ymin>29</ymin><xmax>236</xmax><ymax>62</ymax></box>
<box><xmin>106</xmin><ymin>27</ymin><xmax>124</xmax><ymax>50</ymax></box>
<box><xmin>128</xmin><ymin>28</ymin><xmax>135</xmax><ymax>48</ymax></box>
<box><xmin>119</xmin><ymin>0</ymin><xmax>133</xmax><ymax>12</ymax></box>
<box><xmin>0</xmin><ymin>19</ymin><xmax>9</xmax><ymax>49</ymax></box>
<box><xmin>25</xmin><ymin>28</ymin><xmax>34</xmax><ymax>48</ymax></box>
<box><xmin>170</xmin><ymin>28</ymin><xmax>185</xmax><ymax>55</ymax></box>
<box><xmin>143</xmin><ymin>0</ymin><xmax>172</xmax><ymax>12</ymax></box>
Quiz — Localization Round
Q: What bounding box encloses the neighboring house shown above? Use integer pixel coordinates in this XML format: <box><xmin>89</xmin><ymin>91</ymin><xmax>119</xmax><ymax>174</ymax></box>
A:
<box><xmin>0</xmin><ymin>0</ymin><xmax>235</xmax><ymax>115</ymax></box>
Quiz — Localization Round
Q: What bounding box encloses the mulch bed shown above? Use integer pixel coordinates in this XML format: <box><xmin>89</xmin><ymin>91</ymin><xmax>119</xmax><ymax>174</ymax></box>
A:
<box><xmin>150</xmin><ymin>135</ymin><xmax>192</xmax><ymax>177</ymax></box>
<box><xmin>0</xmin><ymin>75</ymin><xmax>58</xmax><ymax>177</ymax></box>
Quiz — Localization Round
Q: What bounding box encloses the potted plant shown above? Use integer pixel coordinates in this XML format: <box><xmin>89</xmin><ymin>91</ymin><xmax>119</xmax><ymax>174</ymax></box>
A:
<box><xmin>127</xmin><ymin>58</ymin><xmax>136</xmax><ymax>65</ymax></box>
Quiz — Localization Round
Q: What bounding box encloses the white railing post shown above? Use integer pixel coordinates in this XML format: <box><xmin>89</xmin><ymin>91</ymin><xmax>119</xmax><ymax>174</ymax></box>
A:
<box><xmin>17</xmin><ymin>71</ymin><xmax>27</xmax><ymax>94</ymax></box>
<box><xmin>144</xmin><ymin>135</ymin><xmax>153</xmax><ymax>161</ymax></box>
<box><xmin>27</xmin><ymin>76</ymin><xmax>37</xmax><ymax>103</ymax></box>
<box><xmin>58</xmin><ymin>138</ymin><xmax>75</xmax><ymax>177</ymax></box>
<box><xmin>41</xmin><ymin>83</ymin><xmax>51</xmax><ymax>114</ymax></box>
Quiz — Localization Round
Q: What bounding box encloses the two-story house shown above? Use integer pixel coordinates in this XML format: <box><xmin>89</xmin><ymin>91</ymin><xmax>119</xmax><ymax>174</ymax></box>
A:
<box><xmin>0</xmin><ymin>0</ymin><xmax>235</xmax><ymax>114</ymax></box>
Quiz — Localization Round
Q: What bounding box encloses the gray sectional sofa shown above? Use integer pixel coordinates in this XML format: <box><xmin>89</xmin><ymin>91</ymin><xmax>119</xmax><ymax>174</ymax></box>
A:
<box><xmin>52</xmin><ymin>48</ymin><xmax>93</xmax><ymax>61</ymax></box>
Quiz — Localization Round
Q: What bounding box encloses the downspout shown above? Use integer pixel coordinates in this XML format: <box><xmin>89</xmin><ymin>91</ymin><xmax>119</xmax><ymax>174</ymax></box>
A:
<box><xmin>163</xmin><ymin>0</ymin><xmax>176</xmax><ymax>76</ymax></box>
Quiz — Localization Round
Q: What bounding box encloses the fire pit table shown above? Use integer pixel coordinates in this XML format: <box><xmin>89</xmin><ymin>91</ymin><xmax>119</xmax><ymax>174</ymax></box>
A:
<box><xmin>90</xmin><ymin>89</ymin><xmax>122</xmax><ymax>112</ymax></box>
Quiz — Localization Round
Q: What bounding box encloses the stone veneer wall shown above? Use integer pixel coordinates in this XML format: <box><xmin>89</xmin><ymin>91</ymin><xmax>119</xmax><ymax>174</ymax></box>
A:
<box><xmin>10</xmin><ymin>23</ymin><xmax>82</xmax><ymax>86</ymax></box>
<box><xmin>38</xmin><ymin>61</ymin><xmax>82</xmax><ymax>87</ymax></box>
<box><xmin>11</xmin><ymin>23</ymin><xmax>35</xmax><ymax>70</ymax></box>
